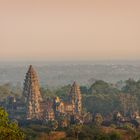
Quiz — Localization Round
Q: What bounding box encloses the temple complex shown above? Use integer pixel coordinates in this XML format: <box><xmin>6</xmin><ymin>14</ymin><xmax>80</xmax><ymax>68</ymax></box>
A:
<box><xmin>1</xmin><ymin>65</ymin><xmax>140</xmax><ymax>130</ymax></box>
<box><xmin>23</xmin><ymin>65</ymin><xmax>82</xmax><ymax>122</ymax></box>
<box><xmin>53</xmin><ymin>82</ymin><xmax>82</xmax><ymax>116</ymax></box>
<box><xmin>23</xmin><ymin>65</ymin><xmax>43</xmax><ymax>120</ymax></box>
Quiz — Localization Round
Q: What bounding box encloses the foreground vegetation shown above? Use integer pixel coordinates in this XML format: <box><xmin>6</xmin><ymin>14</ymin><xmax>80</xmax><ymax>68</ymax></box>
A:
<box><xmin>21</xmin><ymin>122</ymin><xmax>140</xmax><ymax>140</ymax></box>
<box><xmin>0</xmin><ymin>107</ymin><xmax>24</xmax><ymax>140</ymax></box>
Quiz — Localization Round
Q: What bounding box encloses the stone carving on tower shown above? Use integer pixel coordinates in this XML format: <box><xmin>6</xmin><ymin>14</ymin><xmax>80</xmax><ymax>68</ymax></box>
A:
<box><xmin>68</xmin><ymin>81</ymin><xmax>82</xmax><ymax>114</ymax></box>
<box><xmin>23</xmin><ymin>65</ymin><xmax>43</xmax><ymax>120</ymax></box>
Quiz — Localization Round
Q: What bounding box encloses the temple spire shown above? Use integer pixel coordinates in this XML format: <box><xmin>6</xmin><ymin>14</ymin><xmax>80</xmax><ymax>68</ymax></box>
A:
<box><xmin>68</xmin><ymin>81</ymin><xmax>82</xmax><ymax>114</ymax></box>
<box><xmin>23</xmin><ymin>65</ymin><xmax>42</xmax><ymax>120</ymax></box>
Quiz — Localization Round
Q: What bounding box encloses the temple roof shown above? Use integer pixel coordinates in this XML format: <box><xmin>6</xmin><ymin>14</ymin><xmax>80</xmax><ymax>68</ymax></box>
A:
<box><xmin>69</xmin><ymin>81</ymin><xmax>81</xmax><ymax>95</ymax></box>
<box><xmin>28</xmin><ymin>65</ymin><xmax>36</xmax><ymax>73</ymax></box>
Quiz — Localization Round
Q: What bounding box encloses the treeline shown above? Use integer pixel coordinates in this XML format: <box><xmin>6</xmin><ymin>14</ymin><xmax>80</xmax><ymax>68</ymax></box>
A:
<box><xmin>0</xmin><ymin>83</ymin><xmax>22</xmax><ymax>100</ymax></box>
<box><xmin>82</xmin><ymin>79</ymin><xmax>140</xmax><ymax>116</ymax></box>
<box><xmin>1</xmin><ymin>79</ymin><xmax>140</xmax><ymax>116</ymax></box>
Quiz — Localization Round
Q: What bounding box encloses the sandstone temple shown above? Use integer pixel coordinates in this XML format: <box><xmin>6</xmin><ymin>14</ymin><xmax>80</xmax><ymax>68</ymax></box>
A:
<box><xmin>23</xmin><ymin>65</ymin><xmax>82</xmax><ymax>121</ymax></box>
<box><xmin>23</xmin><ymin>65</ymin><xmax>43</xmax><ymax>120</ymax></box>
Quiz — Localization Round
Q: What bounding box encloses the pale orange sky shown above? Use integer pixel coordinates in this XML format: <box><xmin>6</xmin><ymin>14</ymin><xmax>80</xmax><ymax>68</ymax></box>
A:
<box><xmin>0</xmin><ymin>0</ymin><xmax>140</xmax><ymax>61</ymax></box>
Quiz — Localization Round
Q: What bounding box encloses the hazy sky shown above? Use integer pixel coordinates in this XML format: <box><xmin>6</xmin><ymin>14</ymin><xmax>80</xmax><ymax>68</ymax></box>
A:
<box><xmin>0</xmin><ymin>0</ymin><xmax>140</xmax><ymax>61</ymax></box>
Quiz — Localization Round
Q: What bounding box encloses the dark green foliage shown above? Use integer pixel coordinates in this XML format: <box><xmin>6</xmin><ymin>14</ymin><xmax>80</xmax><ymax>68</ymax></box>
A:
<box><xmin>80</xmin><ymin>86</ymin><xmax>89</xmax><ymax>94</ymax></box>
<box><xmin>82</xmin><ymin>94</ymin><xmax>120</xmax><ymax>115</ymax></box>
<box><xmin>82</xmin><ymin>79</ymin><xmax>140</xmax><ymax>115</ymax></box>
<box><xmin>122</xmin><ymin>79</ymin><xmax>137</xmax><ymax>94</ymax></box>
<box><xmin>89</xmin><ymin>80</ymin><xmax>119</xmax><ymax>95</ymax></box>
<box><xmin>122</xmin><ymin>79</ymin><xmax>140</xmax><ymax>95</ymax></box>
<box><xmin>54</xmin><ymin>85</ymin><xmax>71</xmax><ymax>101</ymax></box>
<box><xmin>40</xmin><ymin>87</ymin><xmax>55</xmax><ymax>98</ymax></box>
<box><xmin>0</xmin><ymin>107</ymin><xmax>24</xmax><ymax>140</ymax></box>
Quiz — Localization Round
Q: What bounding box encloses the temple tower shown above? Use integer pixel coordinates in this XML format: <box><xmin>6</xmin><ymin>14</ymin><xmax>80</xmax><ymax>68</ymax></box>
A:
<box><xmin>68</xmin><ymin>82</ymin><xmax>82</xmax><ymax>114</ymax></box>
<box><xmin>23</xmin><ymin>65</ymin><xmax>42</xmax><ymax>120</ymax></box>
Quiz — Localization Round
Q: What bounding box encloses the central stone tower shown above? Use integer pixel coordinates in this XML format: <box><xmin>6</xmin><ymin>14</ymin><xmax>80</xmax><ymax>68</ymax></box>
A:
<box><xmin>23</xmin><ymin>65</ymin><xmax>43</xmax><ymax>120</ymax></box>
<box><xmin>68</xmin><ymin>81</ymin><xmax>82</xmax><ymax>114</ymax></box>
